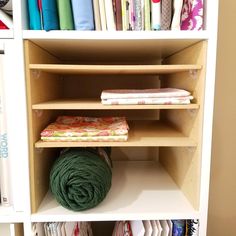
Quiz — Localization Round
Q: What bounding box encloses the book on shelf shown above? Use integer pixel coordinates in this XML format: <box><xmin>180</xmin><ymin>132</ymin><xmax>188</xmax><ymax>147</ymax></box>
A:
<box><xmin>93</xmin><ymin>0</ymin><xmax>102</xmax><ymax>30</ymax></box>
<box><xmin>98</xmin><ymin>0</ymin><xmax>107</xmax><ymax>30</ymax></box>
<box><xmin>104</xmin><ymin>0</ymin><xmax>116</xmax><ymax>30</ymax></box>
<box><xmin>0</xmin><ymin>53</ymin><xmax>10</xmax><ymax>206</ymax></box>
<box><xmin>71</xmin><ymin>0</ymin><xmax>95</xmax><ymax>30</ymax></box>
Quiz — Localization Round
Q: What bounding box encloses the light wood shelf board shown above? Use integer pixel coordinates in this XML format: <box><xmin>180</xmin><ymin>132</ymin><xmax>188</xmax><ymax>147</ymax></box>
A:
<box><xmin>35</xmin><ymin>120</ymin><xmax>197</xmax><ymax>148</ymax></box>
<box><xmin>31</xmin><ymin>161</ymin><xmax>199</xmax><ymax>222</ymax></box>
<box><xmin>32</xmin><ymin>98</ymin><xmax>200</xmax><ymax>110</ymax></box>
<box><xmin>29</xmin><ymin>64</ymin><xmax>202</xmax><ymax>75</ymax></box>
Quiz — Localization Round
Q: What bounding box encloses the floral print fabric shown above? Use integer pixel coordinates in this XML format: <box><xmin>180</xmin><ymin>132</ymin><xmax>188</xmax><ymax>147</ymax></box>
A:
<box><xmin>181</xmin><ymin>0</ymin><xmax>203</xmax><ymax>30</ymax></box>
<box><xmin>41</xmin><ymin>116</ymin><xmax>129</xmax><ymax>141</ymax></box>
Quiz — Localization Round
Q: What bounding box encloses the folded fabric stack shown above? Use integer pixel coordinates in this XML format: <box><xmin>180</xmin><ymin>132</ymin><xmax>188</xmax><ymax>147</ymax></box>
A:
<box><xmin>41</xmin><ymin>116</ymin><xmax>129</xmax><ymax>142</ymax></box>
<box><xmin>101</xmin><ymin>88</ymin><xmax>193</xmax><ymax>105</ymax></box>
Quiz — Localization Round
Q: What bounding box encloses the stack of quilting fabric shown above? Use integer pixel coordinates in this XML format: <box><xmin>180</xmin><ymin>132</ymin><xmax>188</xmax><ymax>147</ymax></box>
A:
<box><xmin>101</xmin><ymin>88</ymin><xmax>193</xmax><ymax>105</ymax></box>
<box><xmin>41</xmin><ymin>116</ymin><xmax>129</xmax><ymax>142</ymax></box>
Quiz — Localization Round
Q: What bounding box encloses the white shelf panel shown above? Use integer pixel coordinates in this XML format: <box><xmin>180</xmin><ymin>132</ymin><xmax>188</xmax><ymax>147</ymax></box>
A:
<box><xmin>31</xmin><ymin>161</ymin><xmax>199</xmax><ymax>222</ymax></box>
<box><xmin>0</xmin><ymin>206</ymin><xmax>25</xmax><ymax>223</ymax></box>
<box><xmin>0</xmin><ymin>30</ymin><xmax>14</xmax><ymax>39</ymax></box>
<box><xmin>23</xmin><ymin>30</ymin><xmax>209</xmax><ymax>40</ymax></box>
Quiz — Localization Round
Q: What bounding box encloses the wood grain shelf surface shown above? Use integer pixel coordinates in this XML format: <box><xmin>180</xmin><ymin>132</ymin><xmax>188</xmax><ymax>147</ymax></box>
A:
<box><xmin>31</xmin><ymin>161</ymin><xmax>199</xmax><ymax>222</ymax></box>
<box><xmin>32</xmin><ymin>98</ymin><xmax>199</xmax><ymax>110</ymax></box>
<box><xmin>29</xmin><ymin>64</ymin><xmax>202</xmax><ymax>75</ymax></box>
<box><xmin>35</xmin><ymin>120</ymin><xmax>197</xmax><ymax>148</ymax></box>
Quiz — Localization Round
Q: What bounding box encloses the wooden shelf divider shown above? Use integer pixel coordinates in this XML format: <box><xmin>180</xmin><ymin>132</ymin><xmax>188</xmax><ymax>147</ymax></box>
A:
<box><xmin>32</xmin><ymin>98</ymin><xmax>199</xmax><ymax>110</ymax></box>
<box><xmin>35</xmin><ymin>120</ymin><xmax>197</xmax><ymax>148</ymax></box>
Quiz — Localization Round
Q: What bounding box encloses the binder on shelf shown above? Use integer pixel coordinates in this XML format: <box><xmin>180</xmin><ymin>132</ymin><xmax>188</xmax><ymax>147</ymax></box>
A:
<box><xmin>27</xmin><ymin>0</ymin><xmax>42</xmax><ymax>30</ymax></box>
<box><xmin>57</xmin><ymin>0</ymin><xmax>74</xmax><ymax>30</ymax></box>
<box><xmin>0</xmin><ymin>53</ymin><xmax>10</xmax><ymax>206</ymax></box>
<box><xmin>71</xmin><ymin>0</ymin><xmax>95</xmax><ymax>30</ymax></box>
<box><xmin>0</xmin><ymin>9</ymin><xmax>12</xmax><ymax>29</ymax></box>
<box><xmin>41</xmin><ymin>0</ymin><xmax>59</xmax><ymax>31</ymax></box>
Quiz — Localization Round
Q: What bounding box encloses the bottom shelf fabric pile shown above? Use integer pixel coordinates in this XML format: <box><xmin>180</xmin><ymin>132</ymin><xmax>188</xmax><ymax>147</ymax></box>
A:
<box><xmin>31</xmin><ymin>219</ymin><xmax>199</xmax><ymax>236</ymax></box>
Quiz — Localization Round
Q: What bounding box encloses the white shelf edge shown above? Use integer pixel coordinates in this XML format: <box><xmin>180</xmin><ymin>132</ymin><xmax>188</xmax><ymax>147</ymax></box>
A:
<box><xmin>31</xmin><ymin>161</ymin><xmax>199</xmax><ymax>222</ymax></box>
<box><xmin>22</xmin><ymin>30</ymin><xmax>209</xmax><ymax>40</ymax></box>
<box><xmin>0</xmin><ymin>30</ymin><xmax>14</xmax><ymax>39</ymax></box>
<box><xmin>0</xmin><ymin>206</ymin><xmax>26</xmax><ymax>223</ymax></box>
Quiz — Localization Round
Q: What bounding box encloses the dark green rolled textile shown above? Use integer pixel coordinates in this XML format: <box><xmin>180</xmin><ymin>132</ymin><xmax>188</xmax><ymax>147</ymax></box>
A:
<box><xmin>50</xmin><ymin>148</ymin><xmax>112</xmax><ymax>211</ymax></box>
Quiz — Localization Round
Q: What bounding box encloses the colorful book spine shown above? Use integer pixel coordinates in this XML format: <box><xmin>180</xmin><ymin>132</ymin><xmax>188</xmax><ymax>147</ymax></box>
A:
<box><xmin>57</xmin><ymin>0</ymin><xmax>74</xmax><ymax>30</ymax></box>
<box><xmin>71</xmin><ymin>0</ymin><xmax>95</xmax><ymax>30</ymax></box>
<box><xmin>181</xmin><ymin>0</ymin><xmax>203</xmax><ymax>30</ymax></box>
<box><xmin>151</xmin><ymin>0</ymin><xmax>161</xmax><ymax>30</ymax></box>
<box><xmin>115</xmin><ymin>0</ymin><xmax>122</xmax><ymax>30</ymax></box>
<box><xmin>41</xmin><ymin>0</ymin><xmax>59</xmax><ymax>31</ymax></box>
<box><xmin>0</xmin><ymin>53</ymin><xmax>10</xmax><ymax>206</ymax></box>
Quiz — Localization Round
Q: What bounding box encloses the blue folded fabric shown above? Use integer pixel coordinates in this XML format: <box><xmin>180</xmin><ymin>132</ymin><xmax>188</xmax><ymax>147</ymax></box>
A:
<box><xmin>71</xmin><ymin>0</ymin><xmax>95</xmax><ymax>30</ymax></box>
<box><xmin>42</xmin><ymin>0</ymin><xmax>59</xmax><ymax>31</ymax></box>
<box><xmin>27</xmin><ymin>0</ymin><xmax>41</xmax><ymax>30</ymax></box>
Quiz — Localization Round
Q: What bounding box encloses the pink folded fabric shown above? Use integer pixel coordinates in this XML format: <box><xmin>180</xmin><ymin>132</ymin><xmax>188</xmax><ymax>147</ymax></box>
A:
<box><xmin>101</xmin><ymin>88</ymin><xmax>191</xmax><ymax>99</ymax></box>
<box><xmin>181</xmin><ymin>0</ymin><xmax>203</xmax><ymax>30</ymax></box>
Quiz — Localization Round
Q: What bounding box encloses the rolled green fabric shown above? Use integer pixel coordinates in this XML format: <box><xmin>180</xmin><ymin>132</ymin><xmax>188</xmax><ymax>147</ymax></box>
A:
<box><xmin>50</xmin><ymin>148</ymin><xmax>112</xmax><ymax>211</ymax></box>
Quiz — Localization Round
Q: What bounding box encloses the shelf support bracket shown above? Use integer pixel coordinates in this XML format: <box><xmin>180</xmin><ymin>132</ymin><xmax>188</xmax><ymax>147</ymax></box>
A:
<box><xmin>187</xmin><ymin>109</ymin><xmax>198</xmax><ymax>117</ymax></box>
<box><xmin>34</xmin><ymin>110</ymin><xmax>43</xmax><ymax>118</ymax></box>
<box><xmin>32</xmin><ymin>69</ymin><xmax>41</xmax><ymax>79</ymax></box>
<box><xmin>35</xmin><ymin>148</ymin><xmax>44</xmax><ymax>154</ymax></box>
<box><xmin>189</xmin><ymin>69</ymin><xmax>198</xmax><ymax>79</ymax></box>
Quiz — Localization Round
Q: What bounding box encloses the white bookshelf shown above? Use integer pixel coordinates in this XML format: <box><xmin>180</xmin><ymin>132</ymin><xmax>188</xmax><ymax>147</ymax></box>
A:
<box><xmin>0</xmin><ymin>0</ymin><xmax>219</xmax><ymax>235</ymax></box>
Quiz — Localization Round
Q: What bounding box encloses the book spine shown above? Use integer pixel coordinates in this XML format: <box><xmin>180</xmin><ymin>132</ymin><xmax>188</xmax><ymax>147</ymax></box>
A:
<box><xmin>93</xmin><ymin>0</ymin><xmax>102</xmax><ymax>30</ymax></box>
<box><xmin>0</xmin><ymin>53</ymin><xmax>10</xmax><ymax>206</ymax></box>
<box><xmin>144</xmin><ymin>0</ymin><xmax>151</xmax><ymax>30</ymax></box>
<box><xmin>71</xmin><ymin>0</ymin><xmax>94</xmax><ymax>30</ymax></box>
<box><xmin>151</xmin><ymin>0</ymin><xmax>161</xmax><ymax>30</ymax></box>
<box><xmin>115</xmin><ymin>0</ymin><xmax>123</xmax><ymax>30</ymax></box>
<box><xmin>104</xmin><ymin>0</ymin><xmax>116</xmax><ymax>30</ymax></box>
<box><xmin>134</xmin><ymin>0</ymin><xmax>142</xmax><ymax>30</ymax></box>
<box><xmin>27</xmin><ymin>0</ymin><xmax>42</xmax><ymax>30</ymax></box>
<box><xmin>99</xmin><ymin>0</ymin><xmax>107</xmax><ymax>30</ymax></box>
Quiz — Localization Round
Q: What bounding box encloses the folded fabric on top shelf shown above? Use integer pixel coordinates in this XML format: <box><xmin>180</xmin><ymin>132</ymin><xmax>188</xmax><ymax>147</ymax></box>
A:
<box><xmin>101</xmin><ymin>88</ymin><xmax>193</xmax><ymax>105</ymax></box>
<box><xmin>41</xmin><ymin>116</ymin><xmax>129</xmax><ymax>142</ymax></box>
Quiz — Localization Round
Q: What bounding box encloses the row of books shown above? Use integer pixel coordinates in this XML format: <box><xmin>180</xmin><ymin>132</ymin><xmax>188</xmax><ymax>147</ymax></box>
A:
<box><xmin>27</xmin><ymin>0</ymin><xmax>203</xmax><ymax>31</ymax></box>
<box><xmin>32</xmin><ymin>220</ymin><xmax>199</xmax><ymax>236</ymax></box>
<box><xmin>0</xmin><ymin>53</ymin><xmax>11</xmax><ymax>207</ymax></box>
